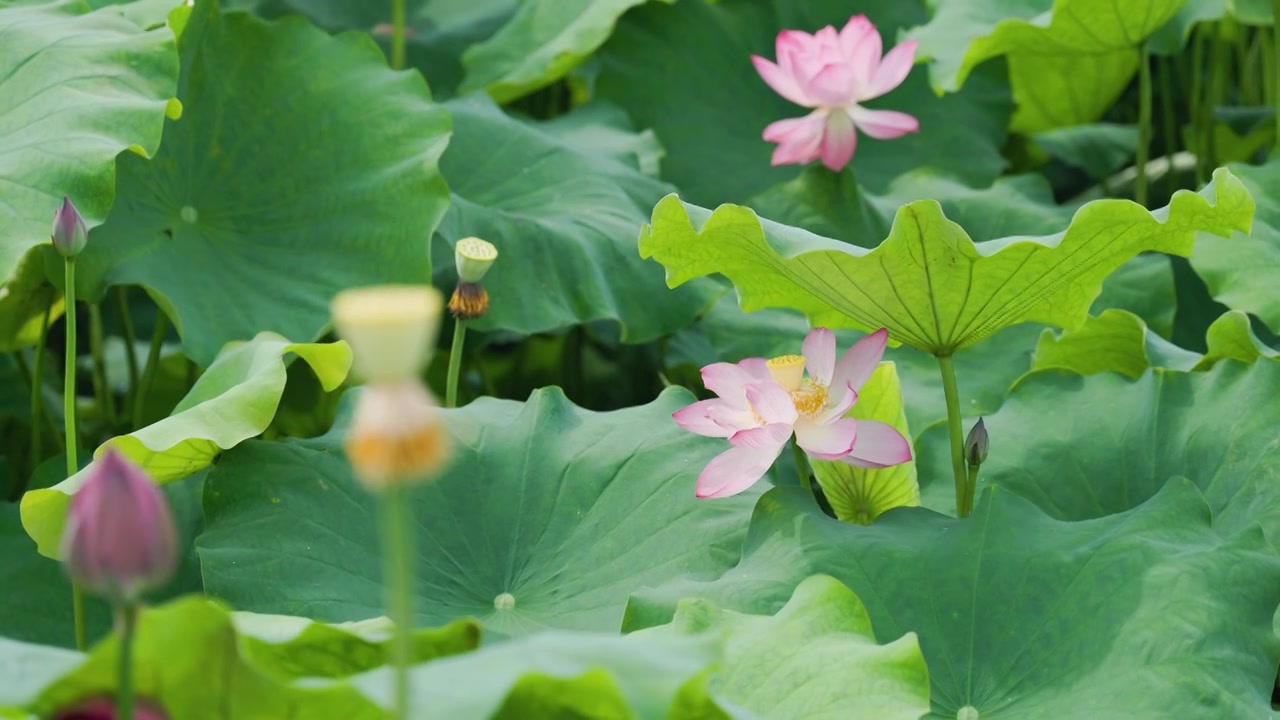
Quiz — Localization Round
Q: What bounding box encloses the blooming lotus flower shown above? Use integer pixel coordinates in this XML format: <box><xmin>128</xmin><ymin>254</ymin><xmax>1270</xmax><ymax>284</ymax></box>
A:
<box><xmin>752</xmin><ymin>15</ymin><xmax>920</xmax><ymax>171</ymax></box>
<box><xmin>674</xmin><ymin>328</ymin><xmax>913</xmax><ymax>498</ymax></box>
<box><xmin>60</xmin><ymin>447</ymin><xmax>178</xmax><ymax>605</ymax></box>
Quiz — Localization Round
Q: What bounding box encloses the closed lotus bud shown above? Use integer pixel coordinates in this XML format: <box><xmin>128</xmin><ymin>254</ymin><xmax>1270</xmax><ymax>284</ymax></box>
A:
<box><xmin>965</xmin><ymin>417</ymin><xmax>988</xmax><ymax>467</ymax></box>
<box><xmin>331</xmin><ymin>285</ymin><xmax>444</xmax><ymax>384</ymax></box>
<box><xmin>60</xmin><ymin>447</ymin><xmax>177</xmax><ymax>605</ymax></box>
<box><xmin>51</xmin><ymin>196</ymin><xmax>88</xmax><ymax>258</ymax></box>
<box><xmin>449</xmin><ymin>237</ymin><xmax>497</xmax><ymax>320</ymax></box>
<box><xmin>346</xmin><ymin>379</ymin><xmax>452</xmax><ymax>490</ymax></box>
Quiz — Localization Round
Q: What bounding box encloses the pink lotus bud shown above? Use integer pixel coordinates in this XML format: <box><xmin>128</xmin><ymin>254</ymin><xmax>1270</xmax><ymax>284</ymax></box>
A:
<box><xmin>51</xmin><ymin>196</ymin><xmax>88</xmax><ymax>258</ymax></box>
<box><xmin>60</xmin><ymin>447</ymin><xmax>178</xmax><ymax>605</ymax></box>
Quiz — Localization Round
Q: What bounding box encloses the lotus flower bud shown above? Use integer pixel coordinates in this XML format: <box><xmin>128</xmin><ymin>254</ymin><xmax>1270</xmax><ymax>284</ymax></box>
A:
<box><xmin>346</xmin><ymin>379</ymin><xmax>451</xmax><ymax>489</ymax></box>
<box><xmin>449</xmin><ymin>237</ymin><xmax>497</xmax><ymax>320</ymax></box>
<box><xmin>965</xmin><ymin>417</ymin><xmax>988</xmax><ymax>467</ymax></box>
<box><xmin>331</xmin><ymin>285</ymin><xmax>444</xmax><ymax>383</ymax></box>
<box><xmin>51</xmin><ymin>196</ymin><xmax>88</xmax><ymax>258</ymax></box>
<box><xmin>60</xmin><ymin>447</ymin><xmax>177</xmax><ymax>605</ymax></box>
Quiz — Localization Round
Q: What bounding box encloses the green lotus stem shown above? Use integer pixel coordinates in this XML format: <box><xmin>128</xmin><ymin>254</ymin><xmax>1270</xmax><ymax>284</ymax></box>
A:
<box><xmin>380</xmin><ymin>484</ymin><xmax>415</xmax><ymax>720</ymax></box>
<box><xmin>115</xmin><ymin>288</ymin><xmax>139</xmax><ymax>400</ymax></box>
<box><xmin>1208</xmin><ymin>26</ymin><xmax>1229</xmax><ymax>172</ymax></box>
<box><xmin>89</xmin><ymin>303</ymin><xmax>115</xmax><ymax>428</ymax></box>
<box><xmin>1273</xmin><ymin>0</ymin><xmax>1280</xmax><ymax>149</ymax></box>
<box><xmin>132</xmin><ymin>313</ymin><xmax>168</xmax><ymax>430</ymax></box>
<box><xmin>791</xmin><ymin>439</ymin><xmax>812</xmax><ymax>496</ymax></box>
<box><xmin>445</xmin><ymin>319</ymin><xmax>466</xmax><ymax>409</ymax></box>
<box><xmin>1158</xmin><ymin>56</ymin><xmax>1178</xmax><ymax>195</ymax></box>
<box><xmin>116</xmin><ymin>604</ymin><xmax>137</xmax><ymax>720</ymax></box>
<box><xmin>63</xmin><ymin>257</ymin><xmax>87</xmax><ymax>652</ymax></box>
<box><xmin>389</xmin><ymin>0</ymin><xmax>406</xmax><ymax>70</ymax></box>
<box><xmin>1190</xmin><ymin>28</ymin><xmax>1206</xmax><ymax>185</ymax></box>
<box><xmin>1136</xmin><ymin>43</ymin><xmax>1152</xmax><ymax>207</ymax></box>
<box><xmin>964</xmin><ymin>464</ymin><xmax>980</xmax><ymax>518</ymax></box>
<box><xmin>937</xmin><ymin>355</ymin><xmax>970</xmax><ymax>518</ymax></box>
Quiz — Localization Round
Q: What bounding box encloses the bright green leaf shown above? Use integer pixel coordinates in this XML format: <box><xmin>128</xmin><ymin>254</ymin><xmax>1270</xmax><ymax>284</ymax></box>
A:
<box><xmin>431</xmin><ymin>96</ymin><xmax>715</xmax><ymax>341</ymax></box>
<box><xmin>197</xmin><ymin>387</ymin><xmax>760</xmax><ymax>635</ymax></box>
<box><xmin>909</xmin><ymin>0</ymin><xmax>1187</xmax><ymax>132</ymax></box>
<box><xmin>73</xmin><ymin>0</ymin><xmax>451</xmax><ymax>365</ymax></box>
<box><xmin>811</xmin><ymin>364</ymin><xmax>919</xmax><ymax>524</ymax></box>
<box><xmin>1196</xmin><ymin>310</ymin><xmax>1280</xmax><ymax>368</ymax></box>
<box><xmin>1031</xmin><ymin>308</ymin><xmax>1201</xmax><ymax>378</ymax></box>
<box><xmin>20</xmin><ymin>332</ymin><xmax>351</xmax><ymax>558</ymax></box>
<box><xmin>640</xmin><ymin>167</ymin><xmax>1252</xmax><ymax>356</ymax></box>
<box><xmin>0</xmin><ymin>250</ymin><xmax>62</xmax><ymax>352</ymax></box>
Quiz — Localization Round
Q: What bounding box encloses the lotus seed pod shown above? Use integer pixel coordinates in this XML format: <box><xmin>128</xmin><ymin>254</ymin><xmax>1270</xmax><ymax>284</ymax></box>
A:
<box><xmin>453</xmin><ymin>237</ymin><xmax>498</xmax><ymax>284</ymax></box>
<box><xmin>331</xmin><ymin>285</ymin><xmax>444</xmax><ymax>383</ymax></box>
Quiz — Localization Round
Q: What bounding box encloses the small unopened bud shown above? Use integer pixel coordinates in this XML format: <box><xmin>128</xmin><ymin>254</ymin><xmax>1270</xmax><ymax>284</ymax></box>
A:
<box><xmin>51</xmin><ymin>196</ymin><xmax>88</xmax><ymax>258</ymax></box>
<box><xmin>331</xmin><ymin>285</ymin><xmax>444</xmax><ymax>383</ymax></box>
<box><xmin>454</xmin><ymin>237</ymin><xmax>498</xmax><ymax>283</ymax></box>
<box><xmin>965</xmin><ymin>418</ymin><xmax>988</xmax><ymax>467</ymax></box>
<box><xmin>60</xmin><ymin>447</ymin><xmax>177</xmax><ymax>605</ymax></box>
<box><xmin>346</xmin><ymin>379</ymin><xmax>452</xmax><ymax>490</ymax></box>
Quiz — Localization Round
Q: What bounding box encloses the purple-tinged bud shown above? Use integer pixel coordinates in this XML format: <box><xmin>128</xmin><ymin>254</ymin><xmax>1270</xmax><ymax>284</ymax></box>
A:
<box><xmin>52</xmin><ymin>695</ymin><xmax>169</xmax><ymax>720</ymax></box>
<box><xmin>51</xmin><ymin>196</ymin><xmax>88</xmax><ymax>258</ymax></box>
<box><xmin>60</xmin><ymin>447</ymin><xmax>178</xmax><ymax>605</ymax></box>
<box><xmin>965</xmin><ymin>417</ymin><xmax>988</xmax><ymax>467</ymax></box>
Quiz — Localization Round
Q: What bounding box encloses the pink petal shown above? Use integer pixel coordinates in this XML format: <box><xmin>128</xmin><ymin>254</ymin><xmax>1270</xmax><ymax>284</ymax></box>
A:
<box><xmin>832</xmin><ymin>329</ymin><xmax>888</xmax><ymax>393</ymax></box>
<box><xmin>849</xmin><ymin>107</ymin><xmax>919</xmax><ymax>139</ymax></box>
<box><xmin>794</xmin><ymin>417</ymin><xmax>858</xmax><ymax>459</ymax></box>
<box><xmin>745</xmin><ymin>380</ymin><xmax>798</xmax><ymax>425</ymax></box>
<box><xmin>840</xmin><ymin>15</ymin><xmax>882</xmax><ymax>92</ymax></box>
<box><xmin>819</xmin><ymin>109</ymin><xmax>857</xmax><ymax>171</ymax></box>
<box><xmin>696</xmin><ymin>425</ymin><xmax>790</xmax><ymax>498</ymax></box>
<box><xmin>862</xmin><ymin>40</ymin><xmax>918</xmax><ymax>100</ymax></box>
<box><xmin>701</xmin><ymin>359</ymin><xmax>768</xmax><ymax>406</ymax></box>
<box><xmin>804</xmin><ymin>62</ymin><xmax>860</xmax><ymax>107</ymax></box>
<box><xmin>802</xmin><ymin>328</ymin><xmax>836</xmax><ymax>386</ymax></box>
<box><xmin>764</xmin><ymin>112</ymin><xmax>826</xmax><ymax>166</ymax></box>
<box><xmin>673</xmin><ymin>399</ymin><xmax>739</xmax><ymax>438</ymax></box>
<box><xmin>838</xmin><ymin>15</ymin><xmax>877</xmax><ymax>57</ymax></box>
<box><xmin>813</xmin><ymin>383</ymin><xmax>858</xmax><ymax>424</ymax></box>
<box><xmin>752</xmin><ymin>55</ymin><xmax>812</xmax><ymax>106</ymax></box>
<box><xmin>842</xmin><ymin>420</ymin><xmax>912</xmax><ymax>468</ymax></box>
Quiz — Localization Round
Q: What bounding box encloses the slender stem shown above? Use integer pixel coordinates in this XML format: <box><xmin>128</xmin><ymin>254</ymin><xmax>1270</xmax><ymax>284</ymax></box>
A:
<box><xmin>116</xmin><ymin>604</ymin><xmax>137</xmax><ymax>720</ymax></box>
<box><xmin>937</xmin><ymin>354</ymin><xmax>969</xmax><ymax>518</ymax></box>
<box><xmin>115</xmin><ymin>288</ymin><xmax>139</xmax><ymax>398</ymax></box>
<box><xmin>445</xmin><ymin>320</ymin><xmax>466</xmax><ymax>409</ymax></box>
<box><xmin>1136</xmin><ymin>43</ymin><xmax>1152</xmax><ymax>207</ymax></box>
<box><xmin>380</xmin><ymin>485</ymin><xmax>415</xmax><ymax>720</ymax></box>
<box><xmin>1191</xmin><ymin>27</ymin><xmax>1206</xmax><ymax>185</ymax></box>
<box><xmin>88</xmin><ymin>304</ymin><xmax>115</xmax><ymax>429</ymax></box>
<box><xmin>63</xmin><ymin>258</ymin><xmax>87</xmax><ymax>652</ymax></box>
<box><xmin>1208</xmin><ymin>25</ymin><xmax>1229</xmax><ymax>172</ymax></box>
<box><xmin>1273</xmin><ymin>0</ymin><xmax>1280</xmax><ymax>150</ymax></box>
<box><xmin>132</xmin><ymin>313</ymin><xmax>168</xmax><ymax>430</ymax></box>
<box><xmin>389</xmin><ymin>0</ymin><xmax>406</xmax><ymax>70</ymax></box>
<box><xmin>28</xmin><ymin>302</ymin><xmax>53</xmax><ymax>483</ymax></box>
<box><xmin>791</xmin><ymin>439</ymin><xmax>812</xmax><ymax>495</ymax></box>
<box><xmin>964</xmin><ymin>464</ymin><xmax>980</xmax><ymax>518</ymax></box>
<box><xmin>1158</xmin><ymin>56</ymin><xmax>1178</xmax><ymax>195</ymax></box>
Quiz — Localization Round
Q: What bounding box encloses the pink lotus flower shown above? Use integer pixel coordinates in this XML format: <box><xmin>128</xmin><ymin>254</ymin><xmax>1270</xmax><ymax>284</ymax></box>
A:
<box><xmin>674</xmin><ymin>328</ymin><xmax>913</xmax><ymax>498</ymax></box>
<box><xmin>752</xmin><ymin>15</ymin><xmax>920</xmax><ymax>171</ymax></box>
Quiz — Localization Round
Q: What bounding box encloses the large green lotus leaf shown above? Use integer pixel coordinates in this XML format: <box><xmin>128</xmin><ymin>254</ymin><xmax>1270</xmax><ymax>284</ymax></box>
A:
<box><xmin>640</xmin><ymin>167</ymin><xmax>1252</xmax><ymax>355</ymax></box>
<box><xmin>350</xmin><ymin>628</ymin><xmax>720</xmax><ymax>719</ymax></box>
<box><xmin>1031</xmin><ymin>308</ymin><xmax>1201</xmax><ymax>378</ymax></box>
<box><xmin>923</xmin><ymin>361</ymin><xmax>1280</xmax><ymax>538</ymax></box>
<box><xmin>1148</xmin><ymin>0</ymin><xmax>1273</xmax><ymax>54</ymax></box>
<box><xmin>231</xmin><ymin>612</ymin><xmax>479</xmax><ymax>680</ymax></box>
<box><xmin>1196</xmin><ymin>310</ymin><xmax>1280</xmax><ymax>368</ymax></box>
<box><xmin>811</xmin><ymin>364</ymin><xmax>919</xmax><ymax>524</ymax></box>
<box><xmin>20</xmin><ymin>332</ymin><xmax>351</xmax><ymax>558</ymax></box>
<box><xmin>24</xmin><ymin>597</ymin><xmax>384</xmax><ymax>719</ymax></box>
<box><xmin>72</xmin><ymin>0</ymin><xmax>451</xmax><ymax>365</ymax></box>
<box><xmin>536</xmin><ymin>101</ymin><xmax>665</xmax><ymax>178</ymax></box>
<box><xmin>594</xmin><ymin>0</ymin><xmax>1012</xmax><ymax>206</ymax></box>
<box><xmin>1031</xmin><ymin>123</ymin><xmax>1140</xmax><ymax>179</ymax></box>
<box><xmin>431</xmin><ymin>96</ymin><xmax>714</xmax><ymax>342</ymax></box>
<box><xmin>0</xmin><ymin>248</ymin><xmax>63</xmax><ymax>352</ymax></box>
<box><xmin>638</xmin><ymin>575</ymin><xmax>930</xmax><ymax>719</ymax></box>
<box><xmin>459</xmin><ymin>0</ymin><xmax>669</xmax><ymax>102</ymax></box>
<box><xmin>623</xmin><ymin>482</ymin><xmax>1280</xmax><ymax>718</ymax></box>
<box><xmin>1190</xmin><ymin>160</ymin><xmax>1280</xmax><ymax>333</ymax></box>
<box><xmin>0</xmin><ymin>0</ymin><xmax>178</xmax><ymax>291</ymax></box>
<box><xmin>1091</xmin><ymin>252</ymin><xmax>1178</xmax><ymax>338</ymax></box>
<box><xmin>196</xmin><ymin>386</ymin><xmax>760</xmax><ymax>635</ymax></box>
<box><xmin>908</xmin><ymin>0</ymin><xmax>1186</xmax><ymax>132</ymax></box>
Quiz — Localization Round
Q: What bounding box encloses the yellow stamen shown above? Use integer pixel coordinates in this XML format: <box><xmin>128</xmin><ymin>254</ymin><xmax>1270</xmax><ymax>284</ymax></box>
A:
<box><xmin>766</xmin><ymin>354</ymin><xmax>806</xmax><ymax>391</ymax></box>
<box><xmin>791</xmin><ymin>382</ymin><xmax>828</xmax><ymax>417</ymax></box>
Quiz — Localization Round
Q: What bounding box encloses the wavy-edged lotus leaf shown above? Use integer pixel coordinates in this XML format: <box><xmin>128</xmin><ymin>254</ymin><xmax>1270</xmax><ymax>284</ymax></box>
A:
<box><xmin>909</xmin><ymin>0</ymin><xmax>1186</xmax><ymax>132</ymax></box>
<box><xmin>811</xmin><ymin>363</ymin><xmax>919</xmax><ymax>525</ymax></box>
<box><xmin>21</xmin><ymin>332</ymin><xmax>351</xmax><ymax>558</ymax></box>
<box><xmin>72</xmin><ymin>0</ymin><xmax>451</xmax><ymax>365</ymax></box>
<box><xmin>231</xmin><ymin>612</ymin><xmax>479</xmax><ymax>680</ymax></box>
<box><xmin>1190</xmin><ymin>159</ymin><xmax>1280</xmax><ymax>333</ymax></box>
<box><xmin>1032</xmin><ymin>308</ymin><xmax>1201</xmax><ymax>378</ymax></box>
<box><xmin>431</xmin><ymin>96</ymin><xmax>714</xmax><ymax>342</ymax></box>
<box><xmin>1196</xmin><ymin>310</ymin><xmax>1280</xmax><ymax>368</ymax></box>
<box><xmin>0</xmin><ymin>249</ymin><xmax>63</xmax><ymax>352</ymax></box>
<box><xmin>0</xmin><ymin>0</ymin><xmax>177</xmax><ymax>338</ymax></box>
<box><xmin>197</xmin><ymin>386</ymin><xmax>760</xmax><ymax>635</ymax></box>
<box><xmin>351</xmin><ymin>628</ymin><xmax>720</xmax><ymax>719</ymax></box>
<box><xmin>640</xmin><ymin>168</ymin><xmax>1251</xmax><ymax>356</ymax></box>
<box><xmin>459</xmin><ymin>0</ymin><xmax>670</xmax><ymax>102</ymax></box>
<box><xmin>594</xmin><ymin>0</ymin><xmax>1012</xmax><ymax>206</ymax></box>
<box><xmin>1148</xmin><ymin>0</ymin><xmax>1273</xmax><ymax>54</ymax></box>
<box><xmin>638</xmin><ymin>575</ymin><xmax>930</xmax><ymax>719</ymax></box>
<box><xmin>25</xmin><ymin>597</ymin><xmax>385</xmax><ymax>719</ymax></box>
<box><xmin>623</xmin><ymin>482</ymin><xmax>1280</xmax><ymax>718</ymax></box>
